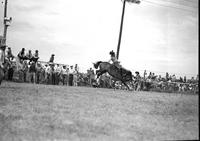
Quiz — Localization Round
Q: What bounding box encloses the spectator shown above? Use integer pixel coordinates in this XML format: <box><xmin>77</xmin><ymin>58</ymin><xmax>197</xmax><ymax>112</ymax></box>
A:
<box><xmin>26</xmin><ymin>50</ymin><xmax>33</xmax><ymax>60</ymax></box>
<box><xmin>7</xmin><ymin>62</ymin><xmax>14</xmax><ymax>81</ymax></box>
<box><xmin>45</xmin><ymin>64</ymin><xmax>51</xmax><ymax>84</ymax></box>
<box><xmin>17</xmin><ymin>48</ymin><xmax>26</xmax><ymax>63</ymax></box>
<box><xmin>73</xmin><ymin>72</ymin><xmax>78</xmax><ymax>86</ymax></box>
<box><xmin>147</xmin><ymin>72</ymin><xmax>151</xmax><ymax>79</ymax></box>
<box><xmin>157</xmin><ymin>75</ymin><xmax>162</xmax><ymax>81</ymax></box>
<box><xmin>184</xmin><ymin>76</ymin><xmax>187</xmax><ymax>83</ymax></box>
<box><xmin>179</xmin><ymin>77</ymin><xmax>183</xmax><ymax>83</ymax></box>
<box><xmin>166</xmin><ymin>72</ymin><xmax>169</xmax><ymax>81</ymax></box>
<box><xmin>6</xmin><ymin>47</ymin><xmax>14</xmax><ymax>61</ymax></box>
<box><xmin>35</xmin><ymin>63</ymin><xmax>42</xmax><ymax>84</ymax></box>
<box><xmin>74</xmin><ymin>64</ymin><xmax>79</xmax><ymax>86</ymax></box>
<box><xmin>22</xmin><ymin>60</ymin><xmax>29</xmax><ymax>82</ymax></box>
<box><xmin>135</xmin><ymin>71</ymin><xmax>141</xmax><ymax>91</ymax></box>
<box><xmin>168</xmin><ymin>75</ymin><xmax>172</xmax><ymax>82</ymax></box>
<box><xmin>32</xmin><ymin>50</ymin><xmax>39</xmax><ymax>63</ymax></box>
<box><xmin>51</xmin><ymin>64</ymin><xmax>56</xmax><ymax>85</ymax></box>
<box><xmin>54</xmin><ymin>64</ymin><xmax>61</xmax><ymax>85</ymax></box>
<box><xmin>171</xmin><ymin>74</ymin><xmax>176</xmax><ymax>82</ymax></box>
<box><xmin>0</xmin><ymin>45</ymin><xmax>6</xmax><ymax>68</ymax></box>
<box><xmin>39</xmin><ymin>64</ymin><xmax>46</xmax><ymax>84</ymax></box>
<box><xmin>68</xmin><ymin>65</ymin><xmax>74</xmax><ymax>86</ymax></box>
<box><xmin>143</xmin><ymin>70</ymin><xmax>147</xmax><ymax>80</ymax></box>
<box><xmin>190</xmin><ymin>77</ymin><xmax>195</xmax><ymax>83</ymax></box>
<box><xmin>151</xmin><ymin>73</ymin><xmax>156</xmax><ymax>80</ymax></box>
<box><xmin>196</xmin><ymin>74</ymin><xmax>199</xmax><ymax>81</ymax></box>
<box><xmin>75</xmin><ymin>64</ymin><xmax>79</xmax><ymax>72</ymax></box>
<box><xmin>88</xmin><ymin>68</ymin><xmax>95</xmax><ymax>86</ymax></box>
<box><xmin>49</xmin><ymin>54</ymin><xmax>55</xmax><ymax>63</ymax></box>
<box><xmin>61</xmin><ymin>65</ymin><xmax>69</xmax><ymax>85</ymax></box>
<box><xmin>28</xmin><ymin>61</ymin><xmax>36</xmax><ymax>83</ymax></box>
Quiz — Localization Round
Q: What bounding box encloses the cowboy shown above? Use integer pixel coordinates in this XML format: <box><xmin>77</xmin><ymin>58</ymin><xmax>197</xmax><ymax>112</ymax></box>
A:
<box><xmin>0</xmin><ymin>45</ymin><xmax>6</xmax><ymax>68</ymax></box>
<box><xmin>108</xmin><ymin>50</ymin><xmax>121</xmax><ymax>69</ymax></box>
<box><xmin>108</xmin><ymin>50</ymin><xmax>126</xmax><ymax>77</ymax></box>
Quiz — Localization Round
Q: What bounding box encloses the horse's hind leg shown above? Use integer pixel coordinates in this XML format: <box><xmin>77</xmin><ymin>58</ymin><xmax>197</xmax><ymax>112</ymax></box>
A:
<box><xmin>122</xmin><ymin>81</ymin><xmax>130</xmax><ymax>90</ymax></box>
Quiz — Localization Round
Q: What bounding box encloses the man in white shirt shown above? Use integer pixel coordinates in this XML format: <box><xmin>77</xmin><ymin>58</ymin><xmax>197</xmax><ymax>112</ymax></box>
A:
<box><xmin>61</xmin><ymin>65</ymin><xmax>69</xmax><ymax>85</ymax></box>
<box><xmin>45</xmin><ymin>64</ymin><xmax>51</xmax><ymax>84</ymax></box>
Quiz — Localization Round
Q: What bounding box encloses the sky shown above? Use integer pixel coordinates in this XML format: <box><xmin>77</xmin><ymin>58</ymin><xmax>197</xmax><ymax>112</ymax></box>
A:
<box><xmin>0</xmin><ymin>0</ymin><xmax>198</xmax><ymax>78</ymax></box>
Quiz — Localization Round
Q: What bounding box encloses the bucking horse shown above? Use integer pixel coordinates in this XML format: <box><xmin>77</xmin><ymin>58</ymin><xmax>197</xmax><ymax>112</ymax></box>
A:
<box><xmin>93</xmin><ymin>61</ymin><xmax>133</xmax><ymax>90</ymax></box>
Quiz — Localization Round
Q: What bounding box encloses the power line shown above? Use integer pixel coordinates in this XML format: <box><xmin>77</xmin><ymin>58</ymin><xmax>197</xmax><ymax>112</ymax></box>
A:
<box><xmin>142</xmin><ymin>0</ymin><xmax>196</xmax><ymax>13</ymax></box>
<box><xmin>153</xmin><ymin>0</ymin><xmax>198</xmax><ymax>9</ymax></box>
<box><xmin>143</xmin><ymin>0</ymin><xmax>197</xmax><ymax>13</ymax></box>
<box><xmin>173</xmin><ymin>0</ymin><xmax>198</xmax><ymax>6</ymax></box>
<box><xmin>142</xmin><ymin>0</ymin><xmax>197</xmax><ymax>13</ymax></box>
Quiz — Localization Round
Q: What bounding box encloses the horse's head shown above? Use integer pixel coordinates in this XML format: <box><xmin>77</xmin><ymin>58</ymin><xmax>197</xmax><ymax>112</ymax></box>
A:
<box><xmin>92</xmin><ymin>62</ymin><xmax>96</xmax><ymax>68</ymax></box>
<box><xmin>93</xmin><ymin>61</ymin><xmax>102</xmax><ymax>69</ymax></box>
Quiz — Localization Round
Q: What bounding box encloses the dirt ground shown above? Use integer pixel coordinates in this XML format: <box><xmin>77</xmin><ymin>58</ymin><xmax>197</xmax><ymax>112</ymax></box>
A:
<box><xmin>0</xmin><ymin>82</ymin><xmax>199</xmax><ymax>141</ymax></box>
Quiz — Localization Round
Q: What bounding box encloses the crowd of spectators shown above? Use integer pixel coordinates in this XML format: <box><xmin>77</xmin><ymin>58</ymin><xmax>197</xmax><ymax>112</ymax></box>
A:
<box><xmin>4</xmin><ymin>47</ymin><xmax>95</xmax><ymax>87</ymax></box>
<box><xmin>2</xmin><ymin>47</ymin><xmax>199</xmax><ymax>94</ymax></box>
<box><xmin>131</xmin><ymin>70</ymin><xmax>198</xmax><ymax>93</ymax></box>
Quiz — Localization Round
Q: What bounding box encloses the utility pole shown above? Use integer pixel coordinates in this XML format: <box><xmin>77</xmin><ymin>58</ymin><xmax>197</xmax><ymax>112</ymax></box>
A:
<box><xmin>2</xmin><ymin>0</ymin><xmax>12</xmax><ymax>45</ymax></box>
<box><xmin>116</xmin><ymin>0</ymin><xmax>126</xmax><ymax>60</ymax></box>
<box><xmin>116</xmin><ymin>0</ymin><xmax>140</xmax><ymax>59</ymax></box>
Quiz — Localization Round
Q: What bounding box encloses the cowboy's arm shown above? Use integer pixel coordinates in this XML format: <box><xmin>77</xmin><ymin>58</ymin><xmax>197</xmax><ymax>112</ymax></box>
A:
<box><xmin>108</xmin><ymin>59</ymin><xmax>112</xmax><ymax>63</ymax></box>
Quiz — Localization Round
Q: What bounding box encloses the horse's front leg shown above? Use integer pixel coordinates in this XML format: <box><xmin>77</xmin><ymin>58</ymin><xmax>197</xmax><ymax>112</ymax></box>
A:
<box><xmin>96</xmin><ymin>70</ymin><xmax>100</xmax><ymax>78</ymax></box>
<box><xmin>96</xmin><ymin>70</ymin><xmax>107</xmax><ymax>79</ymax></box>
<box><xmin>96</xmin><ymin>70</ymin><xmax>100</xmax><ymax>75</ymax></box>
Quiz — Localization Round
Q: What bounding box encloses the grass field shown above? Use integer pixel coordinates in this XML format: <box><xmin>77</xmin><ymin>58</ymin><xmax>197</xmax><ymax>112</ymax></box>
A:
<box><xmin>0</xmin><ymin>82</ymin><xmax>199</xmax><ymax>141</ymax></box>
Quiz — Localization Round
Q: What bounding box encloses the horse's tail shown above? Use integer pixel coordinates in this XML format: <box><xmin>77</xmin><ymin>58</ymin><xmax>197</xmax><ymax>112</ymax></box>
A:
<box><xmin>93</xmin><ymin>61</ymin><xmax>102</xmax><ymax>69</ymax></box>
